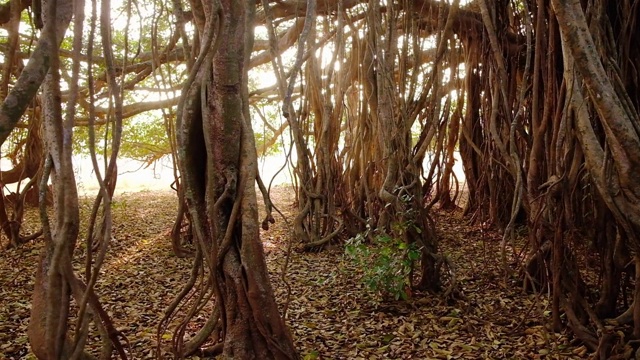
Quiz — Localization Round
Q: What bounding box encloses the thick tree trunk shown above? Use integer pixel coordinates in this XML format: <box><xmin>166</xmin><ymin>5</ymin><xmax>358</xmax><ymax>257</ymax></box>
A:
<box><xmin>175</xmin><ymin>1</ymin><xmax>298</xmax><ymax>358</ymax></box>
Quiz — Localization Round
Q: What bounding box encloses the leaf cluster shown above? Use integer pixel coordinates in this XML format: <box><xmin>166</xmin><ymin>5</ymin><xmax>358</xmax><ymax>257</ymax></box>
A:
<box><xmin>73</xmin><ymin>113</ymin><xmax>170</xmax><ymax>165</ymax></box>
<box><xmin>344</xmin><ymin>223</ymin><xmax>421</xmax><ymax>302</ymax></box>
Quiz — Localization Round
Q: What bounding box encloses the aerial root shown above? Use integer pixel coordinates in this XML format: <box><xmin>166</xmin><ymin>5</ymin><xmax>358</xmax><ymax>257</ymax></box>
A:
<box><xmin>435</xmin><ymin>253</ymin><xmax>462</xmax><ymax>300</ymax></box>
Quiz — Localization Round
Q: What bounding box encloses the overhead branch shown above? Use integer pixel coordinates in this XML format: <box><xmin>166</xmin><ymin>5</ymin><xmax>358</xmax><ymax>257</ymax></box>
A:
<box><xmin>0</xmin><ymin>33</ymin><xmax>184</xmax><ymax>73</ymax></box>
<box><xmin>256</xmin><ymin>0</ymin><xmax>360</xmax><ymax>22</ymax></box>
<box><xmin>74</xmin><ymin>97</ymin><xmax>180</xmax><ymax>126</ymax></box>
<box><xmin>251</xmin><ymin>18</ymin><xmax>304</xmax><ymax>66</ymax></box>
<box><xmin>0</xmin><ymin>0</ymin><xmax>64</xmax><ymax>146</ymax></box>
<box><xmin>406</xmin><ymin>0</ymin><xmax>523</xmax><ymax>55</ymax></box>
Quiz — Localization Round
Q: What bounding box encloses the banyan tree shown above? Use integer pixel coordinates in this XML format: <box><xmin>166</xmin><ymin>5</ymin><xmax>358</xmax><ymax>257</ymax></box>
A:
<box><xmin>247</xmin><ymin>0</ymin><xmax>640</xmax><ymax>356</ymax></box>
<box><xmin>0</xmin><ymin>0</ymin><xmax>639</xmax><ymax>358</ymax></box>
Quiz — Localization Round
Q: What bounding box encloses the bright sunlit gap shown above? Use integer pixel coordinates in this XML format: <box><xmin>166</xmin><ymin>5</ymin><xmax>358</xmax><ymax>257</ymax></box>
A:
<box><xmin>0</xmin><ymin>2</ymin><xmax>473</xmax><ymax>193</ymax></box>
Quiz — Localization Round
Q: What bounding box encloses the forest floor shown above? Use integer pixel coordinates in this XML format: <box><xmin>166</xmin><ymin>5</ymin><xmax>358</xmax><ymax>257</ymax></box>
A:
<box><xmin>0</xmin><ymin>185</ymin><xmax>588</xmax><ymax>359</ymax></box>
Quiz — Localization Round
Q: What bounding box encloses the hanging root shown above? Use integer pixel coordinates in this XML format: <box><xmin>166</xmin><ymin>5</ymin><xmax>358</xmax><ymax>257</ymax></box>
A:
<box><xmin>437</xmin><ymin>253</ymin><xmax>461</xmax><ymax>300</ymax></box>
<box><xmin>158</xmin><ymin>246</ymin><xmax>207</xmax><ymax>358</ymax></box>
<box><xmin>302</xmin><ymin>214</ymin><xmax>344</xmax><ymax>251</ymax></box>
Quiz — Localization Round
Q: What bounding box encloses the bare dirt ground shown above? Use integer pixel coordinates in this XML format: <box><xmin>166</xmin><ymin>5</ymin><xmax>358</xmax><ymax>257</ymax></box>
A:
<box><xmin>0</xmin><ymin>186</ymin><xmax>586</xmax><ymax>359</ymax></box>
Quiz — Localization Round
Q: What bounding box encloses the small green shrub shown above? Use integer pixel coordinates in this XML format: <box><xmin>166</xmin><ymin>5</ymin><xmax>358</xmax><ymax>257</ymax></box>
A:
<box><xmin>344</xmin><ymin>225</ymin><xmax>421</xmax><ymax>301</ymax></box>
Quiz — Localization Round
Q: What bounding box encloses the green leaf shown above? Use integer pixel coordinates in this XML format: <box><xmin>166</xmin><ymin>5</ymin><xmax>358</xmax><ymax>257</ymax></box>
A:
<box><xmin>408</xmin><ymin>250</ymin><xmax>421</xmax><ymax>261</ymax></box>
<box><xmin>382</xmin><ymin>334</ymin><xmax>395</xmax><ymax>344</ymax></box>
<box><xmin>303</xmin><ymin>350</ymin><xmax>320</xmax><ymax>360</ymax></box>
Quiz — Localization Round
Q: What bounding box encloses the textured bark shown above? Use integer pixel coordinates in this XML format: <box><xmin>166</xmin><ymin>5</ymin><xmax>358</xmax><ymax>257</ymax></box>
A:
<box><xmin>28</xmin><ymin>0</ymin><xmax>127</xmax><ymax>358</ymax></box>
<box><xmin>173</xmin><ymin>1</ymin><xmax>298</xmax><ymax>358</ymax></box>
<box><xmin>552</xmin><ymin>0</ymin><xmax>640</xmax><ymax>343</ymax></box>
<box><xmin>552</xmin><ymin>0</ymin><xmax>640</xmax><ymax>225</ymax></box>
<box><xmin>27</xmin><ymin>0</ymin><xmax>76</xmax><ymax>358</ymax></box>
<box><xmin>0</xmin><ymin>0</ymin><xmax>61</xmax><ymax>146</ymax></box>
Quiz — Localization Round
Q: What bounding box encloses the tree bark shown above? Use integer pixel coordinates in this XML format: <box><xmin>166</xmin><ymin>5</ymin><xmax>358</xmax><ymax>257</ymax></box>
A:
<box><xmin>174</xmin><ymin>1</ymin><xmax>298</xmax><ymax>358</ymax></box>
<box><xmin>27</xmin><ymin>0</ymin><xmax>76</xmax><ymax>358</ymax></box>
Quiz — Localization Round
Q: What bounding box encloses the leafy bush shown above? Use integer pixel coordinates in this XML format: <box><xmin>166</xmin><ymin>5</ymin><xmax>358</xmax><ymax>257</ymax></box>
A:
<box><xmin>344</xmin><ymin>225</ymin><xmax>421</xmax><ymax>301</ymax></box>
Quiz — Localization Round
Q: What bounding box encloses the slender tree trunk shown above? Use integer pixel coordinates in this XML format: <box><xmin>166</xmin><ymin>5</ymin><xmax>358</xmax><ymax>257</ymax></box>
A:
<box><xmin>27</xmin><ymin>1</ymin><xmax>77</xmax><ymax>358</ymax></box>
